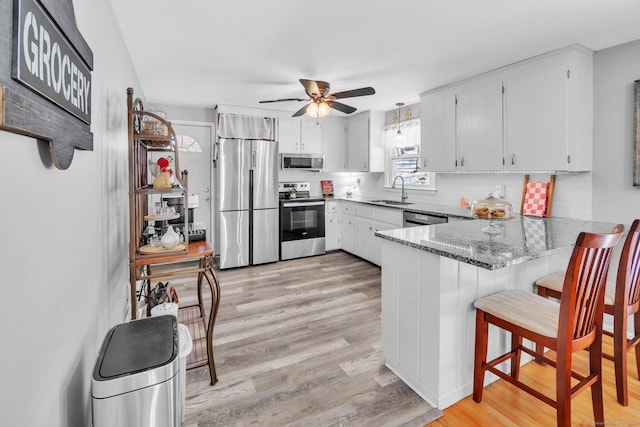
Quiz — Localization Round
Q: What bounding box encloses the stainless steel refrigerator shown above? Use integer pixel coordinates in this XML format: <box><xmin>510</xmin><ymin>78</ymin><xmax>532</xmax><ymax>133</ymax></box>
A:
<box><xmin>213</xmin><ymin>114</ymin><xmax>279</xmax><ymax>269</ymax></box>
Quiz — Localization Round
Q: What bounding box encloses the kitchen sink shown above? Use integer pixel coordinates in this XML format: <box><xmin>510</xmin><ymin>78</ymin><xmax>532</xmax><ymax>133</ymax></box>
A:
<box><xmin>370</xmin><ymin>199</ymin><xmax>414</xmax><ymax>205</ymax></box>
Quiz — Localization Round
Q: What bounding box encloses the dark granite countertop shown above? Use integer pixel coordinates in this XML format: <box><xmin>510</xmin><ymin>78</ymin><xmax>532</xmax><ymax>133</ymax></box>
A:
<box><xmin>375</xmin><ymin>216</ymin><xmax>621</xmax><ymax>270</ymax></box>
<box><xmin>332</xmin><ymin>196</ymin><xmax>473</xmax><ymax>220</ymax></box>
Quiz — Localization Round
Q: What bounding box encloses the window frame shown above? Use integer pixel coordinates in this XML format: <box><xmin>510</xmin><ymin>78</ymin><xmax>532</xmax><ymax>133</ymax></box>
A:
<box><xmin>382</xmin><ymin>120</ymin><xmax>436</xmax><ymax>191</ymax></box>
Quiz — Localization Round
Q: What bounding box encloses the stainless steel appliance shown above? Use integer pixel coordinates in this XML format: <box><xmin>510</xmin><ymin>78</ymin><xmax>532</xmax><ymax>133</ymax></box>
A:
<box><xmin>214</xmin><ymin>114</ymin><xmax>279</xmax><ymax>269</ymax></box>
<box><xmin>281</xmin><ymin>153</ymin><xmax>324</xmax><ymax>170</ymax></box>
<box><xmin>279</xmin><ymin>182</ymin><xmax>326</xmax><ymax>260</ymax></box>
<box><xmin>403</xmin><ymin>210</ymin><xmax>448</xmax><ymax>227</ymax></box>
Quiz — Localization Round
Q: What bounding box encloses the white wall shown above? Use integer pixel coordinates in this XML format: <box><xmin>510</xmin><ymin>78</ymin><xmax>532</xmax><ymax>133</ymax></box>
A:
<box><xmin>0</xmin><ymin>1</ymin><xmax>140</xmax><ymax>426</ymax></box>
<box><xmin>592</xmin><ymin>39</ymin><xmax>640</xmax><ymax>224</ymax></box>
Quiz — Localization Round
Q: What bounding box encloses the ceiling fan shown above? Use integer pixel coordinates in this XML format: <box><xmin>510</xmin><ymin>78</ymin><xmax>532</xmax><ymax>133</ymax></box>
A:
<box><xmin>259</xmin><ymin>79</ymin><xmax>375</xmax><ymax>118</ymax></box>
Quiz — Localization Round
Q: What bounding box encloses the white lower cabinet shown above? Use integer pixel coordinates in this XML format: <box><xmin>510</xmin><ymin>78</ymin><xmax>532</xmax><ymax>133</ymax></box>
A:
<box><xmin>336</xmin><ymin>202</ymin><xmax>403</xmax><ymax>266</ymax></box>
<box><xmin>325</xmin><ymin>201</ymin><xmax>341</xmax><ymax>251</ymax></box>
<box><xmin>340</xmin><ymin>201</ymin><xmax>356</xmax><ymax>254</ymax></box>
<box><xmin>354</xmin><ymin>217</ymin><xmax>376</xmax><ymax>263</ymax></box>
<box><xmin>326</xmin><ymin>214</ymin><xmax>341</xmax><ymax>250</ymax></box>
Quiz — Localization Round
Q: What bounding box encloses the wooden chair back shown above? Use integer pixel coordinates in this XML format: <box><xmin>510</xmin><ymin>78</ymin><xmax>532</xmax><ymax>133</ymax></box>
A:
<box><xmin>521</xmin><ymin>174</ymin><xmax>556</xmax><ymax>217</ymax></box>
<box><xmin>559</xmin><ymin>225</ymin><xmax>624</xmax><ymax>343</ymax></box>
<box><xmin>616</xmin><ymin>219</ymin><xmax>640</xmax><ymax>310</ymax></box>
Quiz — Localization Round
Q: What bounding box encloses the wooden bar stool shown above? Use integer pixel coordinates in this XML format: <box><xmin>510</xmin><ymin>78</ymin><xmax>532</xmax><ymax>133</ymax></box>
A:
<box><xmin>473</xmin><ymin>226</ymin><xmax>624</xmax><ymax>427</ymax></box>
<box><xmin>535</xmin><ymin>219</ymin><xmax>640</xmax><ymax>406</ymax></box>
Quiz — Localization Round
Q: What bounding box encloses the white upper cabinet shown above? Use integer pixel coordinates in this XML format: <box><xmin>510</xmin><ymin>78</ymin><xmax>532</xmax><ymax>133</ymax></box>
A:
<box><xmin>420</xmin><ymin>89</ymin><xmax>456</xmax><ymax>172</ymax></box>
<box><xmin>346</xmin><ymin>110</ymin><xmax>385</xmax><ymax>172</ymax></box>
<box><xmin>420</xmin><ymin>78</ymin><xmax>502</xmax><ymax>173</ymax></box>
<box><xmin>419</xmin><ymin>45</ymin><xmax>593</xmax><ymax>173</ymax></box>
<box><xmin>278</xmin><ymin>118</ymin><xmax>302</xmax><ymax>153</ymax></box>
<box><xmin>503</xmin><ymin>48</ymin><xmax>593</xmax><ymax>171</ymax></box>
<box><xmin>456</xmin><ymin>79</ymin><xmax>504</xmax><ymax>172</ymax></box>
<box><xmin>322</xmin><ymin>119</ymin><xmax>347</xmax><ymax>171</ymax></box>
<box><xmin>300</xmin><ymin>120</ymin><xmax>323</xmax><ymax>154</ymax></box>
<box><xmin>278</xmin><ymin>118</ymin><xmax>323</xmax><ymax>154</ymax></box>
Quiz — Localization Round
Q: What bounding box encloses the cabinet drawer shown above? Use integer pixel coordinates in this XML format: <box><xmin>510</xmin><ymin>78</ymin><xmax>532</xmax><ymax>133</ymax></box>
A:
<box><xmin>342</xmin><ymin>201</ymin><xmax>356</xmax><ymax>215</ymax></box>
<box><xmin>326</xmin><ymin>200</ymin><xmax>339</xmax><ymax>214</ymax></box>
<box><xmin>375</xmin><ymin>207</ymin><xmax>403</xmax><ymax>226</ymax></box>
<box><xmin>356</xmin><ymin>204</ymin><xmax>375</xmax><ymax>220</ymax></box>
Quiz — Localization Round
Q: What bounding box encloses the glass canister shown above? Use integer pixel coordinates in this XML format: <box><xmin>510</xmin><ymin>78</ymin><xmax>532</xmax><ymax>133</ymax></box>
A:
<box><xmin>141</xmin><ymin>108</ymin><xmax>168</xmax><ymax>136</ymax></box>
<box><xmin>471</xmin><ymin>194</ymin><xmax>513</xmax><ymax>220</ymax></box>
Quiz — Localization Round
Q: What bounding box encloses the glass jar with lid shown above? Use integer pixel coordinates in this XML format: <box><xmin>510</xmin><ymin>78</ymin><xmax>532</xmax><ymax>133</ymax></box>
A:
<box><xmin>470</xmin><ymin>194</ymin><xmax>513</xmax><ymax>220</ymax></box>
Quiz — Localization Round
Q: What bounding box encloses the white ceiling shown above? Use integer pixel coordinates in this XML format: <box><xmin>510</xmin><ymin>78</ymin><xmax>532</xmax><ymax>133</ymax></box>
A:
<box><xmin>110</xmin><ymin>0</ymin><xmax>640</xmax><ymax>116</ymax></box>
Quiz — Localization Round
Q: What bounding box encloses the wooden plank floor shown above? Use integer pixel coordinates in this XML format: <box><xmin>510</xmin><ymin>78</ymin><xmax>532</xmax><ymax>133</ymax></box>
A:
<box><xmin>176</xmin><ymin>250</ymin><xmax>443</xmax><ymax>426</ymax></box>
<box><xmin>169</xmin><ymin>250</ymin><xmax>640</xmax><ymax>426</ymax></box>
<box><xmin>431</xmin><ymin>337</ymin><xmax>640</xmax><ymax>426</ymax></box>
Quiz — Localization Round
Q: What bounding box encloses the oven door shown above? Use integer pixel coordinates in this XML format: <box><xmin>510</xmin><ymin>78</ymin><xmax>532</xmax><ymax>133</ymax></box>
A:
<box><xmin>280</xmin><ymin>200</ymin><xmax>326</xmax><ymax>242</ymax></box>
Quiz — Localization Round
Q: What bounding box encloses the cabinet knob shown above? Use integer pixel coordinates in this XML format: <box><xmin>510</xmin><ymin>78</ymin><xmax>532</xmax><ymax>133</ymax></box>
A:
<box><xmin>511</xmin><ymin>154</ymin><xmax>516</xmax><ymax>165</ymax></box>
<box><xmin>460</xmin><ymin>156</ymin><xmax>465</xmax><ymax>167</ymax></box>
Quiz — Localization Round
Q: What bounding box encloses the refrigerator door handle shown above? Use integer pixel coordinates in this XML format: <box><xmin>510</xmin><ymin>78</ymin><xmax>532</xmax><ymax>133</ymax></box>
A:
<box><xmin>252</xmin><ymin>150</ymin><xmax>256</xmax><ymax>169</ymax></box>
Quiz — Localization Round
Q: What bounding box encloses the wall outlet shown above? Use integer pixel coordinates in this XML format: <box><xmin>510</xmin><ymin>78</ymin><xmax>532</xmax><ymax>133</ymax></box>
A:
<box><xmin>495</xmin><ymin>184</ymin><xmax>505</xmax><ymax>198</ymax></box>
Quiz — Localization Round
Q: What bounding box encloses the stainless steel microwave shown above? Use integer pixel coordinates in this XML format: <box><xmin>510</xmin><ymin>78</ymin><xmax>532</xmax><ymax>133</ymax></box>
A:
<box><xmin>281</xmin><ymin>153</ymin><xmax>324</xmax><ymax>170</ymax></box>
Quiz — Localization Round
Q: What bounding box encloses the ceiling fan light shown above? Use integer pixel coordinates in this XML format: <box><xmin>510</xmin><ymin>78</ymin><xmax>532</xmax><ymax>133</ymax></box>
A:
<box><xmin>317</xmin><ymin>101</ymin><xmax>331</xmax><ymax>117</ymax></box>
<box><xmin>305</xmin><ymin>101</ymin><xmax>331</xmax><ymax>118</ymax></box>
<box><xmin>306</xmin><ymin>102</ymin><xmax>319</xmax><ymax>117</ymax></box>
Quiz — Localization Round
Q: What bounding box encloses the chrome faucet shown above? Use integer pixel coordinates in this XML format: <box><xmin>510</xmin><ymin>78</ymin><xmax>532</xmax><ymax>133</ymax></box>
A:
<box><xmin>392</xmin><ymin>175</ymin><xmax>408</xmax><ymax>202</ymax></box>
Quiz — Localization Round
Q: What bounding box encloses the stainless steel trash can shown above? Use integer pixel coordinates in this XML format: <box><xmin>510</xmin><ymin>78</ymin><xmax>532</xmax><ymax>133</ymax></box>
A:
<box><xmin>91</xmin><ymin>316</ymin><xmax>179</xmax><ymax>427</ymax></box>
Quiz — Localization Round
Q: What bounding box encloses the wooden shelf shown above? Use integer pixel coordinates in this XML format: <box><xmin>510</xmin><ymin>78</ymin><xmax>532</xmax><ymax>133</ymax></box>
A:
<box><xmin>128</xmin><ymin>87</ymin><xmax>218</xmax><ymax>386</ymax></box>
<box><xmin>134</xmin><ymin>184</ymin><xmax>185</xmax><ymax>195</ymax></box>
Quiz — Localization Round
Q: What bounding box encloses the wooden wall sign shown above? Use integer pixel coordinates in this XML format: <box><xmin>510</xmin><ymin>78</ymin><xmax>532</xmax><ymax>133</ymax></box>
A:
<box><xmin>0</xmin><ymin>0</ymin><xmax>93</xmax><ymax>170</ymax></box>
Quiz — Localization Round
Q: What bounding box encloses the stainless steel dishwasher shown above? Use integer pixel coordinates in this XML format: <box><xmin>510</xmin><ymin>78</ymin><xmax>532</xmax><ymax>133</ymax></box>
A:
<box><xmin>403</xmin><ymin>210</ymin><xmax>448</xmax><ymax>227</ymax></box>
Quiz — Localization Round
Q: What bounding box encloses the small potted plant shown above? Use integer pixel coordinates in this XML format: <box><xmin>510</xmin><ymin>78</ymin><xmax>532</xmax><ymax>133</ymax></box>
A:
<box><xmin>288</xmin><ymin>187</ymin><xmax>297</xmax><ymax>199</ymax></box>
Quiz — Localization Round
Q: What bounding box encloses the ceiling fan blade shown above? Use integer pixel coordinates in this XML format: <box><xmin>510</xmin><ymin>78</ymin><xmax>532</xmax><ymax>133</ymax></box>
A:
<box><xmin>329</xmin><ymin>87</ymin><xmax>376</xmax><ymax>100</ymax></box>
<box><xmin>300</xmin><ymin>79</ymin><xmax>330</xmax><ymax>99</ymax></box>
<box><xmin>328</xmin><ymin>101</ymin><xmax>357</xmax><ymax>115</ymax></box>
<box><xmin>292</xmin><ymin>103</ymin><xmax>311</xmax><ymax>117</ymax></box>
<box><xmin>259</xmin><ymin>98</ymin><xmax>308</xmax><ymax>103</ymax></box>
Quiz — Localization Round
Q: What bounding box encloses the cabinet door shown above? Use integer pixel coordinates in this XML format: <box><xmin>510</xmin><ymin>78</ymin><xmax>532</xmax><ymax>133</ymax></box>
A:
<box><xmin>346</xmin><ymin>116</ymin><xmax>369</xmax><ymax>171</ymax></box>
<box><xmin>456</xmin><ymin>80</ymin><xmax>504</xmax><ymax>171</ymax></box>
<box><xmin>278</xmin><ymin>118</ymin><xmax>301</xmax><ymax>153</ymax></box>
<box><xmin>300</xmin><ymin>120</ymin><xmax>323</xmax><ymax>154</ymax></box>
<box><xmin>504</xmin><ymin>63</ymin><xmax>568</xmax><ymax>171</ymax></box>
<box><xmin>420</xmin><ymin>90</ymin><xmax>457</xmax><ymax>172</ymax></box>
<box><xmin>373</xmin><ymin>220</ymin><xmax>402</xmax><ymax>266</ymax></box>
<box><xmin>326</xmin><ymin>213</ymin><xmax>341</xmax><ymax>251</ymax></box>
<box><xmin>341</xmin><ymin>214</ymin><xmax>355</xmax><ymax>253</ymax></box>
<box><xmin>322</xmin><ymin>120</ymin><xmax>347</xmax><ymax>171</ymax></box>
<box><xmin>354</xmin><ymin>216</ymin><xmax>376</xmax><ymax>263</ymax></box>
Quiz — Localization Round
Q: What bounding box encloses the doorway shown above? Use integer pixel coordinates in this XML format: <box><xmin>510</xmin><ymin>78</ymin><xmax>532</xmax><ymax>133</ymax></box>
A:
<box><xmin>170</xmin><ymin>121</ymin><xmax>214</xmax><ymax>242</ymax></box>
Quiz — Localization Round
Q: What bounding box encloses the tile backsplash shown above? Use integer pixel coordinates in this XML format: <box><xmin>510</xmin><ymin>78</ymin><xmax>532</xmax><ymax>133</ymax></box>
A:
<box><xmin>279</xmin><ymin>169</ymin><xmax>592</xmax><ymax>220</ymax></box>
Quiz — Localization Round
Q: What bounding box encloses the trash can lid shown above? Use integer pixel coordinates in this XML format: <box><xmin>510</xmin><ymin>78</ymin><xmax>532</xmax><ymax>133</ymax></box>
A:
<box><xmin>94</xmin><ymin>316</ymin><xmax>178</xmax><ymax>380</ymax></box>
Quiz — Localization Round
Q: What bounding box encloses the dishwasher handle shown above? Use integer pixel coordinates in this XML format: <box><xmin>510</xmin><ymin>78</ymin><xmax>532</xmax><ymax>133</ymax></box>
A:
<box><xmin>403</xmin><ymin>211</ymin><xmax>448</xmax><ymax>227</ymax></box>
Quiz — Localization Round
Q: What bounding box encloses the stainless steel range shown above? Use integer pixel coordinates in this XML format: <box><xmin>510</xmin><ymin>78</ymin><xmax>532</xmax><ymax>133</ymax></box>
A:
<box><xmin>279</xmin><ymin>182</ymin><xmax>326</xmax><ymax>260</ymax></box>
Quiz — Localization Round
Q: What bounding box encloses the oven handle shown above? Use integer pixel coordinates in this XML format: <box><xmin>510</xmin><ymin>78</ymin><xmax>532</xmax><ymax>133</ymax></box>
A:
<box><xmin>282</xmin><ymin>201</ymin><xmax>326</xmax><ymax>207</ymax></box>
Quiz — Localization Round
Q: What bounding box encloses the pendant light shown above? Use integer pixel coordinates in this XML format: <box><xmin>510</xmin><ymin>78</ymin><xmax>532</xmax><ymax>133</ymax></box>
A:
<box><xmin>393</xmin><ymin>102</ymin><xmax>406</xmax><ymax>147</ymax></box>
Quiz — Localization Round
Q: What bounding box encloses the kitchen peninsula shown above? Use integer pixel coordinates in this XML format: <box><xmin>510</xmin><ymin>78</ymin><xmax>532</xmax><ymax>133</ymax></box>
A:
<box><xmin>375</xmin><ymin>217</ymin><xmax>621</xmax><ymax>409</ymax></box>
